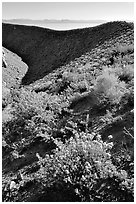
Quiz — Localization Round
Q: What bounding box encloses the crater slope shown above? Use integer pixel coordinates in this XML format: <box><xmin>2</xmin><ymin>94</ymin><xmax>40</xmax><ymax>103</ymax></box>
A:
<box><xmin>2</xmin><ymin>21</ymin><xmax>134</xmax><ymax>202</ymax></box>
<box><xmin>2</xmin><ymin>21</ymin><xmax>133</xmax><ymax>84</ymax></box>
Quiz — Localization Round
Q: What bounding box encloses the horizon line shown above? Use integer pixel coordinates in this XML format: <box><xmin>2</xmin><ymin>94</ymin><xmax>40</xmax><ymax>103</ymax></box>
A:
<box><xmin>2</xmin><ymin>18</ymin><xmax>133</xmax><ymax>22</ymax></box>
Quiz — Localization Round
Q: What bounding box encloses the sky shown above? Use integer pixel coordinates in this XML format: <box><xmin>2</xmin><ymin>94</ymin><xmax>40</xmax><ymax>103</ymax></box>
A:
<box><xmin>2</xmin><ymin>2</ymin><xmax>134</xmax><ymax>21</ymax></box>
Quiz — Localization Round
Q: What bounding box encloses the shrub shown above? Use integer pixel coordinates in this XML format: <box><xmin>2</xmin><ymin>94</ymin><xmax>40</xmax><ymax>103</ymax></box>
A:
<box><xmin>94</xmin><ymin>67</ymin><xmax>127</xmax><ymax>104</ymax></box>
<box><xmin>77</xmin><ymin>80</ymin><xmax>89</xmax><ymax>93</ymax></box>
<box><xmin>116</xmin><ymin>44</ymin><xmax>134</xmax><ymax>55</ymax></box>
<box><xmin>119</xmin><ymin>64</ymin><xmax>134</xmax><ymax>82</ymax></box>
<box><xmin>2</xmin><ymin>86</ymin><xmax>12</xmax><ymax>109</ymax></box>
<box><xmin>2</xmin><ymin>87</ymin><xmax>61</xmax><ymax>148</ymax></box>
<box><xmin>35</xmin><ymin>132</ymin><xmax>133</xmax><ymax>201</ymax></box>
<box><xmin>62</xmin><ymin>71</ymin><xmax>78</xmax><ymax>82</ymax></box>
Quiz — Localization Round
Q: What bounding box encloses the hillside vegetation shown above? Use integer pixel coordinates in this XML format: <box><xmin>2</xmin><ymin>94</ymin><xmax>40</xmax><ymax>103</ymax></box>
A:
<box><xmin>2</xmin><ymin>21</ymin><xmax>133</xmax><ymax>84</ymax></box>
<box><xmin>2</xmin><ymin>21</ymin><xmax>134</xmax><ymax>202</ymax></box>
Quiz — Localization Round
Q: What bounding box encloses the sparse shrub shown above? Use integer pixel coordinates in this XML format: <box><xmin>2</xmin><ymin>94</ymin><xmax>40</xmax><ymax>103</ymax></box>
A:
<box><xmin>62</xmin><ymin>71</ymin><xmax>77</xmax><ymax>82</ymax></box>
<box><xmin>123</xmin><ymin>54</ymin><xmax>133</xmax><ymax>64</ymax></box>
<box><xmin>2</xmin><ymin>86</ymin><xmax>12</xmax><ymax>109</ymax></box>
<box><xmin>119</xmin><ymin>87</ymin><xmax>134</xmax><ymax>112</ymax></box>
<box><xmin>33</xmin><ymin>81</ymin><xmax>52</xmax><ymax>93</ymax></box>
<box><xmin>116</xmin><ymin>44</ymin><xmax>134</xmax><ymax>55</ymax></box>
<box><xmin>119</xmin><ymin>64</ymin><xmax>134</xmax><ymax>82</ymax></box>
<box><xmin>111</xmin><ymin>44</ymin><xmax>134</xmax><ymax>58</ymax></box>
<box><xmin>99</xmin><ymin>110</ymin><xmax>114</xmax><ymax>125</ymax></box>
<box><xmin>77</xmin><ymin>80</ymin><xmax>89</xmax><ymax>93</ymax></box>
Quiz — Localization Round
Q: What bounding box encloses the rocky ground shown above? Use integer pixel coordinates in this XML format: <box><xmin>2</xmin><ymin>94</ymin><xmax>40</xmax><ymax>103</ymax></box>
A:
<box><xmin>2</xmin><ymin>21</ymin><xmax>134</xmax><ymax>202</ymax></box>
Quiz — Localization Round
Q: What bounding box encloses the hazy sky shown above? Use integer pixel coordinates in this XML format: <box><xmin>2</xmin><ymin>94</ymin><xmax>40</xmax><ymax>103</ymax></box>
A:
<box><xmin>2</xmin><ymin>2</ymin><xmax>134</xmax><ymax>21</ymax></box>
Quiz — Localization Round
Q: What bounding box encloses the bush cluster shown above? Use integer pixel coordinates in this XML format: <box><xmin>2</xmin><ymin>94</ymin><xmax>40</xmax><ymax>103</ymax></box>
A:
<box><xmin>35</xmin><ymin>132</ymin><xmax>133</xmax><ymax>202</ymax></box>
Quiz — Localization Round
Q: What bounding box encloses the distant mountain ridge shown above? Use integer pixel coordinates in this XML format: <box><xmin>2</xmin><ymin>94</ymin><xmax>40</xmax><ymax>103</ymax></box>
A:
<box><xmin>2</xmin><ymin>21</ymin><xmax>133</xmax><ymax>85</ymax></box>
<box><xmin>3</xmin><ymin>19</ymin><xmax>106</xmax><ymax>25</ymax></box>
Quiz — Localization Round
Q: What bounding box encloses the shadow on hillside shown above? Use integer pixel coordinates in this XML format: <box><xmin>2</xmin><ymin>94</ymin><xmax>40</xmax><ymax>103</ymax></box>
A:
<box><xmin>2</xmin><ymin>21</ymin><xmax>133</xmax><ymax>85</ymax></box>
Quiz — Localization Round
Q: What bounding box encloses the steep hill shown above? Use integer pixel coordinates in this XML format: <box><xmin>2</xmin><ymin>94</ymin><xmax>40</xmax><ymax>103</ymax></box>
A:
<box><xmin>2</xmin><ymin>21</ymin><xmax>133</xmax><ymax>84</ymax></box>
<box><xmin>2</xmin><ymin>21</ymin><xmax>134</xmax><ymax>202</ymax></box>
<box><xmin>2</xmin><ymin>47</ymin><xmax>28</xmax><ymax>89</ymax></box>
<box><xmin>2</xmin><ymin>48</ymin><xmax>28</xmax><ymax>122</ymax></box>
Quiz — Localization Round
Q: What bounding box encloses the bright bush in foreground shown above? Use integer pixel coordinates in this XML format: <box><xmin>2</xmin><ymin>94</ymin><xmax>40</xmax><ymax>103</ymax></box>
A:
<box><xmin>36</xmin><ymin>132</ymin><xmax>133</xmax><ymax>201</ymax></box>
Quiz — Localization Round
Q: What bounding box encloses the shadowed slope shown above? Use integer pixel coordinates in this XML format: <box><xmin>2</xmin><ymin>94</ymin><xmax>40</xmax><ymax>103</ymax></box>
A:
<box><xmin>2</xmin><ymin>21</ymin><xmax>133</xmax><ymax>85</ymax></box>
